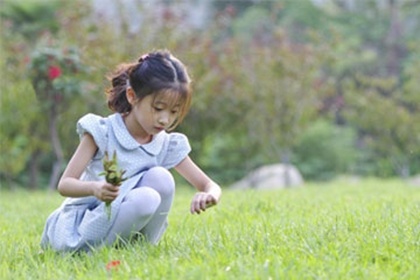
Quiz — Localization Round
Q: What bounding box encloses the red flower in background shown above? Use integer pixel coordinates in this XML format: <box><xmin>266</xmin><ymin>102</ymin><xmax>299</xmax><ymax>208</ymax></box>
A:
<box><xmin>48</xmin><ymin>65</ymin><xmax>61</xmax><ymax>80</ymax></box>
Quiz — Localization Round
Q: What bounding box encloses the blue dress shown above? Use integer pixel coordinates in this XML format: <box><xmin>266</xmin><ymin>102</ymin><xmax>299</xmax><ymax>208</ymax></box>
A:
<box><xmin>40</xmin><ymin>113</ymin><xmax>191</xmax><ymax>252</ymax></box>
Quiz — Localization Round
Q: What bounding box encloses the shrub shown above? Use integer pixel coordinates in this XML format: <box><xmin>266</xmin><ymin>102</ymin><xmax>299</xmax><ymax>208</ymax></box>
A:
<box><xmin>292</xmin><ymin>120</ymin><xmax>358</xmax><ymax>181</ymax></box>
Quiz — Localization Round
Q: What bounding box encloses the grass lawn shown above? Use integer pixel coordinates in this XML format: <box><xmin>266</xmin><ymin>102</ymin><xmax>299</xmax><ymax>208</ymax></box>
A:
<box><xmin>1</xmin><ymin>178</ymin><xmax>419</xmax><ymax>279</ymax></box>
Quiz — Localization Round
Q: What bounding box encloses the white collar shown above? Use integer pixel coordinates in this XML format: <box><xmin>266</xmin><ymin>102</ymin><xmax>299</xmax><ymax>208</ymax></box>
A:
<box><xmin>110</xmin><ymin>113</ymin><xmax>166</xmax><ymax>156</ymax></box>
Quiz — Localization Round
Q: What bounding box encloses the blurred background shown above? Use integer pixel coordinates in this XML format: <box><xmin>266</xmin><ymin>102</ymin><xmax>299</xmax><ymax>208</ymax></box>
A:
<box><xmin>1</xmin><ymin>0</ymin><xmax>419</xmax><ymax>190</ymax></box>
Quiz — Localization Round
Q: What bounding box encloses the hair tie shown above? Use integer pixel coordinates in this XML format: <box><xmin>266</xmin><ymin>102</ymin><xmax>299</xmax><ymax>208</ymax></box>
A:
<box><xmin>139</xmin><ymin>54</ymin><xmax>149</xmax><ymax>63</ymax></box>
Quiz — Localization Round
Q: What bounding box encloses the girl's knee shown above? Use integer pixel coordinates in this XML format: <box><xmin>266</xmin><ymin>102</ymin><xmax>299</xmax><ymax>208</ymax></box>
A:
<box><xmin>141</xmin><ymin>187</ymin><xmax>161</xmax><ymax>214</ymax></box>
<box><xmin>142</xmin><ymin>167</ymin><xmax>175</xmax><ymax>197</ymax></box>
<box><xmin>126</xmin><ymin>187</ymin><xmax>161</xmax><ymax>215</ymax></box>
<box><xmin>148</xmin><ymin>166</ymin><xmax>174</xmax><ymax>182</ymax></box>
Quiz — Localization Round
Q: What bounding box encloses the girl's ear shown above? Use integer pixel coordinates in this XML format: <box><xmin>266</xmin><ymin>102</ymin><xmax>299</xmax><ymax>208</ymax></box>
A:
<box><xmin>126</xmin><ymin>88</ymin><xmax>137</xmax><ymax>105</ymax></box>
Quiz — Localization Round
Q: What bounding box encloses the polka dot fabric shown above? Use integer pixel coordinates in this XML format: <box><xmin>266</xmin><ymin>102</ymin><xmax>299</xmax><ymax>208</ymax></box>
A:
<box><xmin>40</xmin><ymin>113</ymin><xmax>191</xmax><ymax>252</ymax></box>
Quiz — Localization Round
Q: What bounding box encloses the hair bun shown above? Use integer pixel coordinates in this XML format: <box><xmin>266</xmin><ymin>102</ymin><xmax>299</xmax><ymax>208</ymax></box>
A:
<box><xmin>138</xmin><ymin>54</ymin><xmax>149</xmax><ymax>63</ymax></box>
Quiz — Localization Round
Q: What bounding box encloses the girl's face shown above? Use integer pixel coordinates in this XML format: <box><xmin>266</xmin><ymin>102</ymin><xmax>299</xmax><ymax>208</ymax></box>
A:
<box><xmin>129</xmin><ymin>91</ymin><xmax>181</xmax><ymax>137</ymax></box>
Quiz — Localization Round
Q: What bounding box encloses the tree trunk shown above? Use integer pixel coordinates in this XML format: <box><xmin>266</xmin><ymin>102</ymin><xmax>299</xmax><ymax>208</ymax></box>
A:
<box><xmin>386</xmin><ymin>0</ymin><xmax>403</xmax><ymax>76</ymax></box>
<box><xmin>29</xmin><ymin>150</ymin><xmax>40</xmax><ymax>190</ymax></box>
<box><xmin>48</xmin><ymin>103</ymin><xmax>63</xmax><ymax>190</ymax></box>
<box><xmin>1</xmin><ymin>175</ymin><xmax>13</xmax><ymax>190</ymax></box>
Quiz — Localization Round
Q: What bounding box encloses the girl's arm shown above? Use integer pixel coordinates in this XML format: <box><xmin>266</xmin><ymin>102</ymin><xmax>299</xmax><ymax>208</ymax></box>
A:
<box><xmin>58</xmin><ymin>133</ymin><xmax>119</xmax><ymax>202</ymax></box>
<box><xmin>175</xmin><ymin>156</ymin><xmax>222</xmax><ymax>214</ymax></box>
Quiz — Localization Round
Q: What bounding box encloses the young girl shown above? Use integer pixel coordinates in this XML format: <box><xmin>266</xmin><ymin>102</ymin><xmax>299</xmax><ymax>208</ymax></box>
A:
<box><xmin>40</xmin><ymin>50</ymin><xmax>222</xmax><ymax>252</ymax></box>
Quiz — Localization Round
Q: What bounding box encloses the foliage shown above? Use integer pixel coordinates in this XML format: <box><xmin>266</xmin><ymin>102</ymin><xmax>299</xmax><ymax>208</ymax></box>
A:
<box><xmin>27</xmin><ymin>44</ymin><xmax>88</xmax><ymax>189</ymax></box>
<box><xmin>1</xmin><ymin>0</ymin><xmax>420</xmax><ymax>188</ymax></box>
<box><xmin>317</xmin><ymin>0</ymin><xmax>420</xmax><ymax>177</ymax></box>
<box><xmin>1</xmin><ymin>0</ymin><xmax>93</xmax><ymax>188</ymax></box>
<box><xmin>1</xmin><ymin>180</ymin><xmax>420</xmax><ymax>279</ymax></box>
<box><xmin>28</xmin><ymin>46</ymin><xmax>85</xmax><ymax>111</ymax></box>
<box><xmin>231</xmin><ymin>5</ymin><xmax>274</xmax><ymax>42</ymax></box>
<box><xmin>279</xmin><ymin>0</ymin><xmax>330</xmax><ymax>42</ymax></box>
<box><xmin>197</xmin><ymin>132</ymin><xmax>266</xmax><ymax>184</ymax></box>
<box><xmin>291</xmin><ymin>120</ymin><xmax>358</xmax><ymax>181</ymax></box>
<box><xmin>180</xmin><ymin>5</ymin><xmax>333</xmax><ymax>180</ymax></box>
<box><xmin>0</xmin><ymin>0</ymin><xmax>61</xmax><ymax>42</ymax></box>
<box><xmin>343</xmin><ymin>74</ymin><xmax>420</xmax><ymax>177</ymax></box>
<box><xmin>0</xmin><ymin>80</ymin><xmax>39</xmax><ymax>186</ymax></box>
<box><xmin>240</xmin><ymin>37</ymin><xmax>330</xmax><ymax>164</ymax></box>
<box><xmin>99</xmin><ymin>151</ymin><xmax>127</xmax><ymax>219</ymax></box>
<box><xmin>0</xmin><ymin>31</ymin><xmax>42</xmax><ymax>187</ymax></box>
<box><xmin>401</xmin><ymin>51</ymin><xmax>420</xmax><ymax>111</ymax></box>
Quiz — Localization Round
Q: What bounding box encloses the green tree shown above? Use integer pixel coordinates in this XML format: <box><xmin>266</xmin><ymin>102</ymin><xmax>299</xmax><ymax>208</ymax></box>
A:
<box><xmin>0</xmin><ymin>64</ymin><xmax>40</xmax><ymax>188</ymax></box>
<box><xmin>292</xmin><ymin>119</ymin><xmax>358</xmax><ymax>181</ymax></box>
<box><xmin>1</xmin><ymin>0</ymin><xmax>90</xmax><ymax>188</ymax></box>
<box><xmin>343</xmin><ymin>73</ymin><xmax>420</xmax><ymax>177</ymax></box>
<box><xmin>318</xmin><ymin>0</ymin><xmax>420</xmax><ymax>177</ymax></box>
<box><xmin>28</xmin><ymin>46</ymin><xmax>86</xmax><ymax>189</ymax></box>
<box><xmin>0</xmin><ymin>0</ymin><xmax>60</xmax><ymax>43</ymax></box>
<box><xmin>179</xmin><ymin>4</ymin><xmax>333</xmax><ymax>184</ymax></box>
<box><xmin>242</xmin><ymin>38</ymin><xmax>330</xmax><ymax>183</ymax></box>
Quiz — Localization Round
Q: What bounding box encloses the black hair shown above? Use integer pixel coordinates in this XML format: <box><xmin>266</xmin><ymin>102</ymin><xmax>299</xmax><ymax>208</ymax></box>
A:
<box><xmin>106</xmin><ymin>50</ymin><xmax>192</xmax><ymax>129</ymax></box>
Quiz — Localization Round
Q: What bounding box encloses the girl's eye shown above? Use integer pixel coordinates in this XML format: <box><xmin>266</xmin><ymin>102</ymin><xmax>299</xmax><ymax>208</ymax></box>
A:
<box><xmin>154</xmin><ymin>107</ymin><xmax>163</xmax><ymax>111</ymax></box>
<box><xmin>171</xmin><ymin>110</ymin><xmax>179</xmax><ymax>114</ymax></box>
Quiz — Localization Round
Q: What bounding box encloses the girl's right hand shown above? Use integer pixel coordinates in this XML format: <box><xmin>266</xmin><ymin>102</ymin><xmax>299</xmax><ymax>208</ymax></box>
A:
<box><xmin>93</xmin><ymin>181</ymin><xmax>120</xmax><ymax>203</ymax></box>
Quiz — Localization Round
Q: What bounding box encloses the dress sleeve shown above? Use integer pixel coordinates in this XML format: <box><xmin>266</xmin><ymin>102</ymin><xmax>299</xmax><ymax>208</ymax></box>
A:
<box><xmin>76</xmin><ymin>113</ymin><xmax>108</xmax><ymax>159</ymax></box>
<box><xmin>161</xmin><ymin>133</ymin><xmax>191</xmax><ymax>169</ymax></box>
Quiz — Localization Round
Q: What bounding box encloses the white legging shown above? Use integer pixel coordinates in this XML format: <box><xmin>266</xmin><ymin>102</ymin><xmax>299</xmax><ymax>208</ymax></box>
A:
<box><xmin>105</xmin><ymin>166</ymin><xmax>175</xmax><ymax>245</ymax></box>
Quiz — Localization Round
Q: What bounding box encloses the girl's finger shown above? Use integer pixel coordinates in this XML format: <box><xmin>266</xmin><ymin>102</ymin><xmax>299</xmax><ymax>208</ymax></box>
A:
<box><xmin>206</xmin><ymin>199</ymin><xmax>215</xmax><ymax>208</ymax></box>
<box><xmin>190</xmin><ymin>199</ymin><xmax>197</xmax><ymax>214</ymax></box>
<box><xmin>191</xmin><ymin>197</ymin><xmax>202</xmax><ymax>214</ymax></box>
<box><xmin>107</xmin><ymin>185</ymin><xmax>119</xmax><ymax>192</ymax></box>
<box><xmin>199</xmin><ymin>197</ymin><xmax>207</xmax><ymax>211</ymax></box>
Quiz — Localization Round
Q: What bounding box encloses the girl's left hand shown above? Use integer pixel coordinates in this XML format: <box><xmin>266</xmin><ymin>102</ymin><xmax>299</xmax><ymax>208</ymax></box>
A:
<box><xmin>190</xmin><ymin>192</ymin><xmax>218</xmax><ymax>214</ymax></box>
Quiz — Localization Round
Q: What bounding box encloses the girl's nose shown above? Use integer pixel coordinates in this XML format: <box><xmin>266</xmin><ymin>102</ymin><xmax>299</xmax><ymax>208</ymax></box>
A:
<box><xmin>158</xmin><ymin>116</ymin><xmax>169</xmax><ymax>125</ymax></box>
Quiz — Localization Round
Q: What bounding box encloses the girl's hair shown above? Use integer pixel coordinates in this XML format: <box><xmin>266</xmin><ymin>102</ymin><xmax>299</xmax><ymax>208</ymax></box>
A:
<box><xmin>106</xmin><ymin>50</ymin><xmax>192</xmax><ymax>130</ymax></box>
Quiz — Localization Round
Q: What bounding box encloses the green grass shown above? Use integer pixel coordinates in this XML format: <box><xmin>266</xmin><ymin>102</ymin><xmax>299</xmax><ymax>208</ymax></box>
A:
<box><xmin>1</xmin><ymin>179</ymin><xmax>420</xmax><ymax>279</ymax></box>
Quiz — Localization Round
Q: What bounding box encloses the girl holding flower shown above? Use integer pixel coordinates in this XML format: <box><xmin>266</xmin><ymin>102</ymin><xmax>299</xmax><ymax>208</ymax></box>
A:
<box><xmin>41</xmin><ymin>50</ymin><xmax>222</xmax><ymax>252</ymax></box>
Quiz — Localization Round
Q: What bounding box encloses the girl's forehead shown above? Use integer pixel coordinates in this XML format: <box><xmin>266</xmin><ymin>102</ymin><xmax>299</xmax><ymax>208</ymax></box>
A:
<box><xmin>153</xmin><ymin>91</ymin><xmax>183</xmax><ymax>106</ymax></box>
